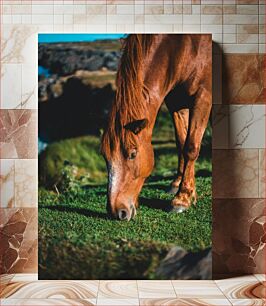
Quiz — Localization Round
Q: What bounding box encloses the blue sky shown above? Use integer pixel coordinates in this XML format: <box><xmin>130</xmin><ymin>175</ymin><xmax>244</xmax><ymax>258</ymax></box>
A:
<box><xmin>38</xmin><ymin>34</ymin><xmax>125</xmax><ymax>43</ymax></box>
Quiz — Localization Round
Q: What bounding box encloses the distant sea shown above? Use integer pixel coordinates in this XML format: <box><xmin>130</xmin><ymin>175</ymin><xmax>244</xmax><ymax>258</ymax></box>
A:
<box><xmin>38</xmin><ymin>33</ymin><xmax>125</xmax><ymax>43</ymax></box>
<box><xmin>38</xmin><ymin>66</ymin><xmax>51</xmax><ymax>77</ymax></box>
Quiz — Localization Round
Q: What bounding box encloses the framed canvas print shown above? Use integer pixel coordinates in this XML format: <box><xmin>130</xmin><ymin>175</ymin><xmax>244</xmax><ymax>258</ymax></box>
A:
<box><xmin>38</xmin><ymin>33</ymin><xmax>212</xmax><ymax>280</ymax></box>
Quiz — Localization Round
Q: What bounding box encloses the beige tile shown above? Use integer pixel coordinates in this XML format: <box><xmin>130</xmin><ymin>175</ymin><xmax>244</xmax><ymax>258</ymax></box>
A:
<box><xmin>11</xmin><ymin>274</ymin><xmax>38</xmax><ymax>282</ymax></box>
<box><xmin>215</xmin><ymin>277</ymin><xmax>264</xmax><ymax>299</ymax></box>
<box><xmin>116</xmin><ymin>4</ymin><xmax>134</xmax><ymax>14</ymax></box>
<box><xmin>201</xmin><ymin>5</ymin><xmax>223</xmax><ymax>14</ymax></box>
<box><xmin>223</xmin><ymin>4</ymin><xmax>236</xmax><ymax>14</ymax></box>
<box><xmin>2</xmin><ymin>15</ymin><xmax>11</xmax><ymax>23</ymax></box>
<box><xmin>135</xmin><ymin>15</ymin><xmax>144</xmax><ymax>24</ymax></box>
<box><xmin>223</xmin><ymin>33</ymin><xmax>236</xmax><ymax>43</ymax></box>
<box><xmin>173</xmin><ymin>4</ymin><xmax>183</xmax><ymax>14</ymax></box>
<box><xmin>201</xmin><ymin>15</ymin><xmax>223</xmax><ymax>24</ymax></box>
<box><xmin>222</xmin><ymin>54</ymin><xmax>264</xmax><ymax>103</ymax></box>
<box><xmin>254</xmin><ymin>274</ymin><xmax>266</xmax><ymax>282</ymax></box>
<box><xmin>54</xmin><ymin>4</ymin><xmax>64</xmax><ymax>14</ymax></box>
<box><xmin>0</xmin><ymin>159</ymin><xmax>15</xmax><ymax>208</ymax></box>
<box><xmin>259</xmin><ymin>149</ymin><xmax>265</xmax><ymax>198</ymax></box>
<box><xmin>135</xmin><ymin>4</ymin><xmax>144</xmax><ymax>15</ymax></box>
<box><xmin>73</xmin><ymin>24</ymin><xmax>87</xmax><ymax>32</ymax></box>
<box><xmin>1</xmin><ymin>281</ymin><xmax>99</xmax><ymax>299</ymax></box>
<box><xmin>172</xmin><ymin>281</ymin><xmax>224</xmax><ymax>298</ymax></box>
<box><xmin>98</xmin><ymin>281</ymin><xmax>138</xmax><ymax>299</ymax></box>
<box><xmin>259</xmin><ymin>44</ymin><xmax>265</xmax><ymax>53</ymax></box>
<box><xmin>236</xmin><ymin>0</ymin><xmax>259</xmax><ymax>3</ymax></box>
<box><xmin>73</xmin><ymin>5</ymin><xmax>86</xmax><ymax>14</ymax></box>
<box><xmin>32</xmin><ymin>14</ymin><xmax>54</xmax><ymax>24</ymax></box>
<box><xmin>212</xmin><ymin>33</ymin><xmax>223</xmax><ymax>43</ymax></box>
<box><xmin>222</xmin><ymin>43</ymin><xmax>258</xmax><ymax>53</ymax></box>
<box><xmin>0</xmin><ymin>110</ymin><xmax>37</xmax><ymax>159</ymax></box>
<box><xmin>107</xmin><ymin>14</ymin><xmax>134</xmax><ymax>24</ymax></box>
<box><xmin>183</xmin><ymin>14</ymin><xmax>200</xmax><ymax>24</ymax></box>
<box><xmin>182</xmin><ymin>5</ymin><xmax>192</xmax><ymax>14</ymax></box>
<box><xmin>11</xmin><ymin>5</ymin><xmax>31</xmax><ymax>14</ymax></box>
<box><xmin>2</xmin><ymin>4</ymin><xmax>12</xmax><ymax>14</ymax></box>
<box><xmin>1</xmin><ymin>299</ymin><xmax>96</xmax><ymax>305</ymax></box>
<box><xmin>183</xmin><ymin>25</ymin><xmax>200</xmax><ymax>33</ymax></box>
<box><xmin>224</xmin><ymin>14</ymin><xmax>258</xmax><ymax>24</ymax></box>
<box><xmin>259</xmin><ymin>34</ymin><xmax>265</xmax><ymax>43</ymax></box>
<box><xmin>213</xmin><ymin>149</ymin><xmax>259</xmax><ymax>198</ymax></box>
<box><xmin>229</xmin><ymin>105</ymin><xmax>265</xmax><ymax>149</ymax></box>
<box><xmin>237</xmin><ymin>4</ymin><xmax>259</xmax><ymax>14</ymax></box>
<box><xmin>21</xmin><ymin>63</ymin><xmax>37</xmax><ymax>109</ymax></box>
<box><xmin>0</xmin><ymin>208</ymin><xmax>38</xmax><ymax>274</ymax></box>
<box><xmin>144</xmin><ymin>5</ymin><xmax>164</xmax><ymax>14</ymax></box>
<box><xmin>223</xmin><ymin>24</ymin><xmax>236</xmax><ymax>33</ymax></box>
<box><xmin>54</xmin><ymin>14</ymin><xmax>64</xmax><ymax>24</ymax></box>
<box><xmin>138</xmin><ymin>281</ymin><xmax>176</xmax><ymax>298</ymax></box>
<box><xmin>135</xmin><ymin>24</ymin><xmax>145</xmax><ymax>32</ymax></box>
<box><xmin>237</xmin><ymin>25</ymin><xmax>259</xmax><ymax>34</ymax></box>
<box><xmin>229</xmin><ymin>299</ymin><xmax>266</xmax><ymax>305</ymax></box>
<box><xmin>192</xmin><ymin>5</ymin><xmax>200</xmax><ymax>14</ymax></box>
<box><xmin>86</xmin><ymin>15</ymin><xmax>107</xmax><ymax>25</ymax></box>
<box><xmin>1</xmin><ymin>64</ymin><xmax>22</xmax><ymax>109</ymax></box>
<box><xmin>140</xmin><ymin>298</ymin><xmax>232</xmax><ymax>305</ymax></box>
<box><xmin>0</xmin><ymin>274</ymin><xmax>15</xmax><ymax>288</ymax></box>
<box><xmin>116</xmin><ymin>24</ymin><xmax>134</xmax><ymax>32</ymax></box>
<box><xmin>144</xmin><ymin>14</ymin><xmax>182</xmax><ymax>24</ymax></box>
<box><xmin>32</xmin><ymin>4</ymin><xmax>54</xmax><ymax>14</ymax></box>
<box><xmin>107</xmin><ymin>5</ymin><xmax>116</xmax><ymax>14</ymax></box>
<box><xmin>201</xmin><ymin>24</ymin><xmax>222</xmax><ymax>34</ymax></box>
<box><xmin>213</xmin><ymin>198</ymin><xmax>266</xmax><ymax>275</ymax></box>
<box><xmin>73</xmin><ymin>14</ymin><xmax>87</xmax><ymax>24</ymax></box>
<box><xmin>237</xmin><ymin>33</ymin><xmax>258</xmax><ymax>44</ymax></box>
<box><xmin>201</xmin><ymin>0</ymin><xmax>223</xmax><ymax>3</ymax></box>
<box><xmin>259</xmin><ymin>4</ymin><xmax>265</xmax><ymax>14</ymax></box>
<box><xmin>15</xmin><ymin>159</ymin><xmax>37</xmax><ymax>207</ymax></box>
<box><xmin>96</xmin><ymin>299</ymin><xmax>139</xmax><ymax>305</ymax></box>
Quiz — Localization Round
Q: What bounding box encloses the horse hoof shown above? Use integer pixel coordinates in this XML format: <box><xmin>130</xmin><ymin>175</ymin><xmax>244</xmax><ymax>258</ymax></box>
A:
<box><xmin>168</xmin><ymin>187</ymin><xmax>178</xmax><ymax>195</ymax></box>
<box><xmin>170</xmin><ymin>205</ymin><xmax>188</xmax><ymax>213</ymax></box>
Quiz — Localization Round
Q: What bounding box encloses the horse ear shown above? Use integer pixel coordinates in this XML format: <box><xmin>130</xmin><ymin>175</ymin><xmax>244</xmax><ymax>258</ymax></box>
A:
<box><xmin>124</xmin><ymin>119</ymin><xmax>148</xmax><ymax>135</ymax></box>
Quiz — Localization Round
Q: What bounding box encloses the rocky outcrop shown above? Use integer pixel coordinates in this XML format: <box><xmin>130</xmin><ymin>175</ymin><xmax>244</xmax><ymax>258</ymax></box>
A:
<box><xmin>156</xmin><ymin>247</ymin><xmax>212</xmax><ymax>280</ymax></box>
<box><xmin>39</xmin><ymin>41</ymin><xmax>121</xmax><ymax>76</ymax></box>
<box><xmin>39</xmin><ymin>70</ymin><xmax>116</xmax><ymax>142</ymax></box>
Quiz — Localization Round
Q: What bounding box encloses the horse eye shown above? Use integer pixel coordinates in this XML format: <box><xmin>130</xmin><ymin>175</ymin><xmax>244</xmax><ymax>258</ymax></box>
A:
<box><xmin>129</xmin><ymin>149</ymin><xmax>137</xmax><ymax>160</ymax></box>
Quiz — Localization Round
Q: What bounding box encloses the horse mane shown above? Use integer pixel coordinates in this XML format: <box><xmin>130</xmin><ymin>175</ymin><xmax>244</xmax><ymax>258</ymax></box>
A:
<box><xmin>101</xmin><ymin>34</ymin><xmax>154</xmax><ymax>158</ymax></box>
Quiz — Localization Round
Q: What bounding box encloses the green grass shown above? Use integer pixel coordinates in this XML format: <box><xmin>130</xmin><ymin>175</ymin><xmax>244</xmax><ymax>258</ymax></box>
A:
<box><xmin>39</xmin><ymin>107</ymin><xmax>212</xmax><ymax>279</ymax></box>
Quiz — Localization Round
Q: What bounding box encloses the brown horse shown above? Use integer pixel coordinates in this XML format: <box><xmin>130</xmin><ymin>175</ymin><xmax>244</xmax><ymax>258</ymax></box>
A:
<box><xmin>101</xmin><ymin>34</ymin><xmax>212</xmax><ymax>221</ymax></box>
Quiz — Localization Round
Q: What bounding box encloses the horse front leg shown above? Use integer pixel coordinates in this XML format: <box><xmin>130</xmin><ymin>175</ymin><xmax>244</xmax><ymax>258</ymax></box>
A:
<box><xmin>169</xmin><ymin>109</ymin><xmax>189</xmax><ymax>194</ymax></box>
<box><xmin>171</xmin><ymin>88</ymin><xmax>211</xmax><ymax>213</ymax></box>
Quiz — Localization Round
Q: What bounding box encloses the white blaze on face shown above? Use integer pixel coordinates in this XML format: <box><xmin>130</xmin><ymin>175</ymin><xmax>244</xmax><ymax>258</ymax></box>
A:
<box><xmin>108</xmin><ymin>163</ymin><xmax>121</xmax><ymax>197</ymax></box>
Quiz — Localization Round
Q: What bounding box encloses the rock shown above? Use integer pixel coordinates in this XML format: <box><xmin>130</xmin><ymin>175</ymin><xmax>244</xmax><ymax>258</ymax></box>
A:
<box><xmin>156</xmin><ymin>246</ymin><xmax>212</xmax><ymax>280</ymax></box>
<box><xmin>38</xmin><ymin>70</ymin><xmax>116</xmax><ymax>142</ymax></box>
<box><xmin>39</xmin><ymin>41</ymin><xmax>121</xmax><ymax>76</ymax></box>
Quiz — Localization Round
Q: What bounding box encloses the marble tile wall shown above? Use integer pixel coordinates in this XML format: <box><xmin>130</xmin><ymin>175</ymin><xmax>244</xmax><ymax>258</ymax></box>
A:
<box><xmin>0</xmin><ymin>0</ymin><xmax>265</xmax><ymax>278</ymax></box>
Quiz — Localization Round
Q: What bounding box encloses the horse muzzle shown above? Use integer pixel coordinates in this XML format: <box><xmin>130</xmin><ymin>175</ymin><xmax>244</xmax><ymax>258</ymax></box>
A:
<box><xmin>117</xmin><ymin>203</ymin><xmax>136</xmax><ymax>221</ymax></box>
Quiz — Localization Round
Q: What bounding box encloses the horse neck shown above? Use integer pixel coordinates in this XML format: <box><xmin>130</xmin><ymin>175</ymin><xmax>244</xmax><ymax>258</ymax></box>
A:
<box><xmin>142</xmin><ymin>35</ymin><xmax>176</xmax><ymax>131</ymax></box>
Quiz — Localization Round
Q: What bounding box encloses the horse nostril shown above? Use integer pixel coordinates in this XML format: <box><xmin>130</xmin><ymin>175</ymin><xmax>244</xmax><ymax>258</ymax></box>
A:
<box><xmin>118</xmin><ymin>209</ymin><xmax>129</xmax><ymax>221</ymax></box>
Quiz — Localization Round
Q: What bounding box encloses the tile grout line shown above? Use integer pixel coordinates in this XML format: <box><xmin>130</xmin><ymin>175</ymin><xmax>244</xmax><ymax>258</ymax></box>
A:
<box><xmin>136</xmin><ymin>279</ymin><xmax>140</xmax><ymax>305</ymax></box>
<box><xmin>213</xmin><ymin>278</ymin><xmax>231</xmax><ymax>303</ymax></box>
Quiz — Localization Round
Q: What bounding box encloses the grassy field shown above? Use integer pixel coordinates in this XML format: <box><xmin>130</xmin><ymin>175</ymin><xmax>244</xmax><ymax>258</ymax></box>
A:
<box><xmin>38</xmin><ymin>108</ymin><xmax>212</xmax><ymax>280</ymax></box>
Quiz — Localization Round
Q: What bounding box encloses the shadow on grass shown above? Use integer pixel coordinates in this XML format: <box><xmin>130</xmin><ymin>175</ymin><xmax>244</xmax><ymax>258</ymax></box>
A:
<box><xmin>139</xmin><ymin>197</ymin><xmax>172</xmax><ymax>212</ymax></box>
<box><xmin>42</xmin><ymin>204</ymin><xmax>108</xmax><ymax>220</ymax></box>
<box><xmin>196</xmin><ymin>169</ymin><xmax>212</xmax><ymax>177</ymax></box>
